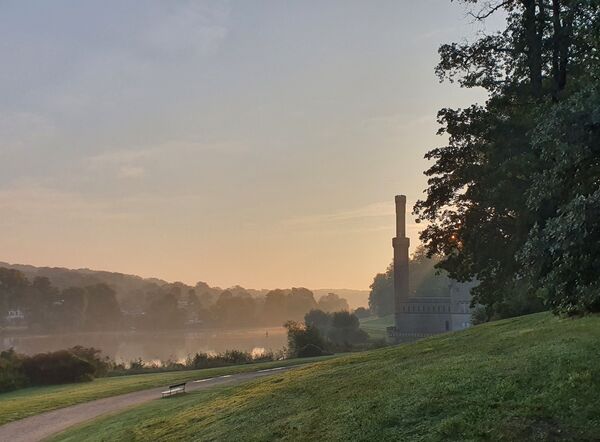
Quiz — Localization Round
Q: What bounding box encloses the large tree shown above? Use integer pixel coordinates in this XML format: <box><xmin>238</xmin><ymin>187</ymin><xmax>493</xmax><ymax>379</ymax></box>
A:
<box><xmin>414</xmin><ymin>0</ymin><xmax>600</xmax><ymax>317</ymax></box>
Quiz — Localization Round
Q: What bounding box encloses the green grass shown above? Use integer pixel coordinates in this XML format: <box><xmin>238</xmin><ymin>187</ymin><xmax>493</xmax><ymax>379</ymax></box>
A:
<box><xmin>360</xmin><ymin>314</ymin><xmax>393</xmax><ymax>339</ymax></box>
<box><xmin>53</xmin><ymin>313</ymin><xmax>600</xmax><ymax>441</ymax></box>
<box><xmin>0</xmin><ymin>356</ymin><xmax>335</xmax><ymax>425</ymax></box>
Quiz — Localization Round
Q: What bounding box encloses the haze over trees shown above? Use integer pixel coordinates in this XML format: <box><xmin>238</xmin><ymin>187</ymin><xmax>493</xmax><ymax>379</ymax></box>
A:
<box><xmin>285</xmin><ymin>309</ymin><xmax>368</xmax><ymax>357</ymax></box>
<box><xmin>0</xmin><ymin>266</ymin><xmax>352</xmax><ymax>333</ymax></box>
<box><xmin>414</xmin><ymin>0</ymin><xmax>600</xmax><ymax>318</ymax></box>
<box><xmin>368</xmin><ymin>245</ymin><xmax>475</xmax><ymax>317</ymax></box>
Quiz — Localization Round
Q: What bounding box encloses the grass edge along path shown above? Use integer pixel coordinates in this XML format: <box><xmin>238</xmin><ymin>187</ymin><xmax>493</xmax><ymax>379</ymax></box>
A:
<box><xmin>0</xmin><ymin>355</ymin><xmax>336</xmax><ymax>426</ymax></box>
<box><xmin>52</xmin><ymin>313</ymin><xmax>600</xmax><ymax>442</ymax></box>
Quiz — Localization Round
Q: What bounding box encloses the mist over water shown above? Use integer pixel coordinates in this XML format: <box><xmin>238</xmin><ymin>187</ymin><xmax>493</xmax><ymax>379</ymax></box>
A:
<box><xmin>2</xmin><ymin>327</ymin><xmax>287</xmax><ymax>364</ymax></box>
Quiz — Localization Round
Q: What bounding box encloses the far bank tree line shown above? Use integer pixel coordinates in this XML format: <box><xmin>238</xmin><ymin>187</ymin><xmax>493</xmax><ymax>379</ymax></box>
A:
<box><xmin>0</xmin><ymin>267</ymin><xmax>350</xmax><ymax>332</ymax></box>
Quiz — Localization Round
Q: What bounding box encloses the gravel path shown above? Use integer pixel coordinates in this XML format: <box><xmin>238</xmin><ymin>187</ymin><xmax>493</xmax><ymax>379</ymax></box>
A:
<box><xmin>0</xmin><ymin>366</ymin><xmax>293</xmax><ymax>442</ymax></box>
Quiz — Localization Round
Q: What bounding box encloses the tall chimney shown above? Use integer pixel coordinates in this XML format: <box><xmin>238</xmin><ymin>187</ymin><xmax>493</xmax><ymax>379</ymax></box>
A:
<box><xmin>393</xmin><ymin>195</ymin><xmax>410</xmax><ymax>319</ymax></box>
<box><xmin>395</xmin><ymin>195</ymin><xmax>406</xmax><ymax>238</ymax></box>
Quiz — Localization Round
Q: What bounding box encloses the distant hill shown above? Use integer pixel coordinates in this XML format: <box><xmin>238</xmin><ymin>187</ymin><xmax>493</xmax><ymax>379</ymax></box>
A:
<box><xmin>0</xmin><ymin>262</ymin><xmax>173</xmax><ymax>303</ymax></box>
<box><xmin>0</xmin><ymin>262</ymin><xmax>364</xmax><ymax>308</ymax></box>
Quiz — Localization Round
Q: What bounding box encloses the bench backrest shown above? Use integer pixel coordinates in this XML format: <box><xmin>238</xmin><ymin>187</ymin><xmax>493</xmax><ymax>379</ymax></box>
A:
<box><xmin>168</xmin><ymin>382</ymin><xmax>186</xmax><ymax>389</ymax></box>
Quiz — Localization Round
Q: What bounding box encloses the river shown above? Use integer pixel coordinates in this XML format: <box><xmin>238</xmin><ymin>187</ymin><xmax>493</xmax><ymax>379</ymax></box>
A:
<box><xmin>1</xmin><ymin>327</ymin><xmax>288</xmax><ymax>364</ymax></box>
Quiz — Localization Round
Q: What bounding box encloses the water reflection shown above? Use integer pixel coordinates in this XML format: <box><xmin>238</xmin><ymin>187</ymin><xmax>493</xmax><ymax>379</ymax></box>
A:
<box><xmin>1</xmin><ymin>327</ymin><xmax>287</xmax><ymax>363</ymax></box>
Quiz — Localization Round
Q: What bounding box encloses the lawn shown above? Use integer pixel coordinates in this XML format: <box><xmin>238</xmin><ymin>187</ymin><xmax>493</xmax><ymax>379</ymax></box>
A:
<box><xmin>359</xmin><ymin>314</ymin><xmax>393</xmax><ymax>339</ymax></box>
<box><xmin>53</xmin><ymin>312</ymin><xmax>600</xmax><ymax>441</ymax></box>
<box><xmin>0</xmin><ymin>356</ymin><xmax>336</xmax><ymax>425</ymax></box>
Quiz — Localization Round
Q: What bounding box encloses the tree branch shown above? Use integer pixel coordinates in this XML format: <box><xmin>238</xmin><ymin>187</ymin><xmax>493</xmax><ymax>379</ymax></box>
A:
<box><xmin>468</xmin><ymin>0</ymin><xmax>514</xmax><ymax>20</ymax></box>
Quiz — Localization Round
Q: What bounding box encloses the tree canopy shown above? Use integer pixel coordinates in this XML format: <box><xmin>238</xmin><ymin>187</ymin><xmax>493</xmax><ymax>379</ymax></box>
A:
<box><xmin>414</xmin><ymin>0</ymin><xmax>600</xmax><ymax>317</ymax></box>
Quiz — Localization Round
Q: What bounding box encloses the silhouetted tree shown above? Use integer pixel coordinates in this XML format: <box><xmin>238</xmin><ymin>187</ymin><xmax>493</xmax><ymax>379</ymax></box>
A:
<box><xmin>263</xmin><ymin>289</ymin><xmax>288</xmax><ymax>324</ymax></box>
<box><xmin>286</xmin><ymin>288</ymin><xmax>318</xmax><ymax>320</ymax></box>
<box><xmin>83</xmin><ymin>284</ymin><xmax>122</xmax><ymax>330</ymax></box>
<box><xmin>368</xmin><ymin>264</ymin><xmax>394</xmax><ymax>317</ymax></box>
<box><xmin>414</xmin><ymin>0</ymin><xmax>599</xmax><ymax>317</ymax></box>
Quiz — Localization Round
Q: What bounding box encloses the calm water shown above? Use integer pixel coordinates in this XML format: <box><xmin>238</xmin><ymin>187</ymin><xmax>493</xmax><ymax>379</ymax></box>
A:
<box><xmin>1</xmin><ymin>327</ymin><xmax>287</xmax><ymax>363</ymax></box>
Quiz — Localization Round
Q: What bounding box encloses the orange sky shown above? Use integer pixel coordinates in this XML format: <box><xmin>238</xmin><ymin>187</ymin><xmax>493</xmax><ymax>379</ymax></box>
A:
<box><xmin>0</xmin><ymin>1</ymin><xmax>496</xmax><ymax>289</ymax></box>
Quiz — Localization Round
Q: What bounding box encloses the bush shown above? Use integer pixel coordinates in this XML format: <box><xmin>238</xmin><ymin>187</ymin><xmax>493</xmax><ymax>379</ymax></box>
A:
<box><xmin>0</xmin><ymin>349</ymin><xmax>28</xmax><ymax>393</ymax></box>
<box><xmin>187</xmin><ymin>350</ymin><xmax>275</xmax><ymax>370</ymax></box>
<box><xmin>221</xmin><ymin>350</ymin><xmax>253</xmax><ymax>365</ymax></box>
<box><xmin>68</xmin><ymin>346</ymin><xmax>111</xmax><ymax>377</ymax></box>
<box><xmin>302</xmin><ymin>310</ymin><xmax>369</xmax><ymax>351</ymax></box>
<box><xmin>284</xmin><ymin>320</ymin><xmax>327</xmax><ymax>358</ymax></box>
<box><xmin>297</xmin><ymin>344</ymin><xmax>328</xmax><ymax>358</ymax></box>
<box><xmin>21</xmin><ymin>350</ymin><xmax>95</xmax><ymax>385</ymax></box>
<box><xmin>353</xmin><ymin>307</ymin><xmax>371</xmax><ymax>319</ymax></box>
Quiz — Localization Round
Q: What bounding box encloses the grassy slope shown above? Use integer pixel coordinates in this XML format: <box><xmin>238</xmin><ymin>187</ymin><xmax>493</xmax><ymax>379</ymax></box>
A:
<box><xmin>0</xmin><ymin>356</ymin><xmax>335</xmax><ymax>425</ymax></box>
<box><xmin>360</xmin><ymin>314</ymin><xmax>393</xmax><ymax>339</ymax></box>
<box><xmin>54</xmin><ymin>313</ymin><xmax>600</xmax><ymax>442</ymax></box>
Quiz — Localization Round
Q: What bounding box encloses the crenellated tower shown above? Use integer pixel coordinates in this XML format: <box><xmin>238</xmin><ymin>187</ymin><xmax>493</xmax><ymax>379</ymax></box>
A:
<box><xmin>387</xmin><ymin>193</ymin><xmax>472</xmax><ymax>343</ymax></box>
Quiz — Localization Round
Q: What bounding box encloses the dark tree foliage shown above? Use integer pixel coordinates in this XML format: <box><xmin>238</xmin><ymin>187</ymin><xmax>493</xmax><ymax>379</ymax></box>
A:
<box><xmin>520</xmin><ymin>86</ymin><xmax>600</xmax><ymax>314</ymax></box>
<box><xmin>368</xmin><ymin>263</ymin><xmax>394</xmax><ymax>317</ymax></box>
<box><xmin>21</xmin><ymin>350</ymin><xmax>95</xmax><ymax>385</ymax></box>
<box><xmin>328</xmin><ymin>311</ymin><xmax>369</xmax><ymax>347</ymax></box>
<box><xmin>0</xmin><ymin>349</ymin><xmax>28</xmax><ymax>392</ymax></box>
<box><xmin>303</xmin><ymin>309</ymin><xmax>368</xmax><ymax>350</ymax></box>
<box><xmin>414</xmin><ymin>0</ymin><xmax>600</xmax><ymax>317</ymax></box>
<box><xmin>284</xmin><ymin>320</ymin><xmax>328</xmax><ymax>358</ymax></box>
<box><xmin>353</xmin><ymin>307</ymin><xmax>371</xmax><ymax>319</ymax></box>
<box><xmin>305</xmin><ymin>309</ymin><xmax>332</xmax><ymax>331</ymax></box>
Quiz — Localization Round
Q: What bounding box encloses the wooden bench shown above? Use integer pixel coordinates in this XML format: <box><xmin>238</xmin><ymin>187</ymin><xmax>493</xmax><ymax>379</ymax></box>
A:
<box><xmin>161</xmin><ymin>382</ymin><xmax>186</xmax><ymax>398</ymax></box>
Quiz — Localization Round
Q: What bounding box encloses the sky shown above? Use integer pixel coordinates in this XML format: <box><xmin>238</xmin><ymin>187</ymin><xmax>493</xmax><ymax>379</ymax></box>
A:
<box><xmin>0</xmin><ymin>1</ymin><xmax>501</xmax><ymax>290</ymax></box>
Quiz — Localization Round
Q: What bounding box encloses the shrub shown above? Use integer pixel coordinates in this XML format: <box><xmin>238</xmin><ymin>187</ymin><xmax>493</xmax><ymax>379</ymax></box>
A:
<box><xmin>221</xmin><ymin>350</ymin><xmax>253</xmax><ymax>365</ymax></box>
<box><xmin>129</xmin><ymin>358</ymin><xmax>145</xmax><ymax>370</ymax></box>
<box><xmin>187</xmin><ymin>350</ymin><xmax>275</xmax><ymax>370</ymax></box>
<box><xmin>328</xmin><ymin>311</ymin><xmax>368</xmax><ymax>347</ymax></box>
<box><xmin>68</xmin><ymin>346</ymin><xmax>111</xmax><ymax>376</ymax></box>
<box><xmin>303</xmin><ymin>310</ymin><xmax>369</xmax><ymax>350</ymax></box>
<box><xmin>189</xmin><ymin>352</ymin><xmax>211</xmax><ymax>369</ymax></box>
<box><xmin>284</xmin><ymin>320</ymin><xmax>327</xmax><ymax>358</ymax></box>
<box><xmin>353</xmin><ymin>307</ymin><xmax>371</xmax><ymax>319</ymax></box>
<box><xmin>21</xmin><ymin>350</ymin><xmax>95</xmax><ymax>385</ymax></box>
<box><xmin>0</xmin><ymin>349</ymin><xmax>28</xmax><ymax>393</ymax></box>
<box><xmin>297</xmin><ymin>344</ymin><xmax>327</xmax><ymax>358</ymax></box>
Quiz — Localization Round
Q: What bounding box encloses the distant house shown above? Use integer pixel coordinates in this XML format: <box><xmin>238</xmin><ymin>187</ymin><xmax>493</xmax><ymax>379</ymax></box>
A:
<box><xmin>6</xmin><ymin>308</ymin><xmax>25</xmax><ymax>324</ymax></box>
<box><xmin>177</xmin><ymin>298</ymin><xmax>189</xmax><ymax>309</ymax></box>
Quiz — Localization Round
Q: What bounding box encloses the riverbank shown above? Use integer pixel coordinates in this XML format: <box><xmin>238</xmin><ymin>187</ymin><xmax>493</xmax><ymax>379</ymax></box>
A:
<box><xmin>0</xmin><ymin>355</ymin><xmax>337</xmax><ymax>426</ymax></box>
<box><xmin>53</xmin><ymin>313</ymin><xmax>600</xmax><ymax>441</ymax></box>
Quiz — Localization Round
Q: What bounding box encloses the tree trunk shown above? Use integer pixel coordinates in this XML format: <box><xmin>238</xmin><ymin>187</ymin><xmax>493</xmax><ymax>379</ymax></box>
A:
<box><xmin>523</xmin><ymin>0</ymin><xmax>543</xmax><ymax>97</ymax></box>
<box><xmin>558</xmin><ymin>5</ymin><xmax>574</xmax><ymax>92</ymax></box>
<box><xmin>552</xmin><ymin>0</ymin><xmax>562</xmax><ymax>100</ymax></box>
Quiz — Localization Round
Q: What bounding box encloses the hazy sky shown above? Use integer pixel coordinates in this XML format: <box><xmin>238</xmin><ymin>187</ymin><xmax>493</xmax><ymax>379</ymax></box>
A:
<box><xmin>0</xmin><ymin>1</ymin><xmax>500</xmax><ymax>290</ymax></box>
